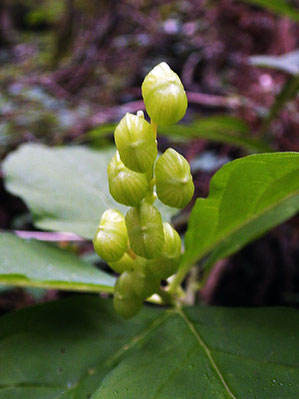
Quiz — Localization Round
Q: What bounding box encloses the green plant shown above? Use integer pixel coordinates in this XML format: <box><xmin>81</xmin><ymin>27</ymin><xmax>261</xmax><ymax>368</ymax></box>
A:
<box><xmin>95</xmin><ymin>63</ymin><xmax>193</xmax><ymax>318</ymax></box>
<box><xmin>0</xmin><ymin>63</ymin><xmax>299</xmax><ymax>398</ymax></box>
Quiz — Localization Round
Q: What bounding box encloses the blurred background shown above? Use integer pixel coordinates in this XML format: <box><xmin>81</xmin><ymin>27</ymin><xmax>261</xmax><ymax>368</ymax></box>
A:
<box><xmin>0</xmin><ymin>0</ymin><xmax>298</xmax><ymax>311</ymax></box>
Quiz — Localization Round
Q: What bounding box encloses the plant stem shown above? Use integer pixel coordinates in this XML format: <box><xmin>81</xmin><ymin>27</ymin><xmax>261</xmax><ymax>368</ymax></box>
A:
<box><xmin>168</xmin><ymin>264</ymin><xmax>190</xmax><ymax>294</ymax></box>
<box><xmin>151</xmin><ymin>119</ymin><xmax>157</xmax><ymax>137</ymax></box>
<box><xmin>127</xmin><ymin>248</ymin><xmax>137</xmax><ymax>260</ymax></box>
<box><xmin>184</xmin><ymin>266</ymin><xmax>199</xmax><ymax>305</ymax></box>
<box><xmin>157</xmin><ymin>287</ymin><xmax>176</xmax><ymax>306</ymax></box>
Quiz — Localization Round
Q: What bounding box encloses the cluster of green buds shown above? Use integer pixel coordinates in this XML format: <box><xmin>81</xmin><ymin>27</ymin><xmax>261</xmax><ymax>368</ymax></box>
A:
<box><xmin>93</xmin><ymin>62</ymin><xmax>194</xmax><ymax>319</ymax></box>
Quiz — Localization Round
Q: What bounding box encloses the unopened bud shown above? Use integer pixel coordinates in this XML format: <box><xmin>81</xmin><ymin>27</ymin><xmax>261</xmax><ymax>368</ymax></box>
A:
<box><xmin>93</xmin><ymin>209</ymin><xmax>128</xmax><ymax>262</ymax></box>
<box><xmin>155</xmin><ymin>148</ymin><xmax>194</xmax><ymax>208</ymax></box>
<box><xmin>114</xmin><ymin>113</ymin><xmax>157</xmax><ymax>173</ymax></box>
<box><xmin>142</xmin><ymin>62</ymin><xmax>187</xmax><ymax>126</ymax></box>
<box><xmin>125</xmin><ymin>201</ymin><xmax>164</xmax><ymax>259</ymax></box>
<box><xmin>108</xmin><ymin>151</ymin><xmax>148</xmax><ymax>206</ymax></box>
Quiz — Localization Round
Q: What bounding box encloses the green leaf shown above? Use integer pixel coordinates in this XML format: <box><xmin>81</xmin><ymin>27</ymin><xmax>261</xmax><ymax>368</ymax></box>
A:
<box><xmin>90</xmin><ymin>116</ymin><xmax>272</xmax><ymax>153</ymax></box>
<box><xmin>177</xmin><ymin>152</ymin><xmax>299</xmax><ymax>283</ymax></box>
<box><xmin>3</xmin><ymin>144</ymin><xmax>176</xmax><ymax>239</ymax></box>
<box><xmin>250</xmin><ymin>50</ymin><xmax>299</xmax><ymax>75</ymax></box>
<box><xmin>240</xmin><ymin>0</ymin><xmax>299</xmax><ymax>22</ymax></box>
<box><xmin>0</xmin><ymin>296</ymin><xmax>298</xmax><ymax>398</ymax></box>
<box><xmin>0</xmin><ymin>233</ymin><xmax>115</xmax><ymax>292</ymax></box>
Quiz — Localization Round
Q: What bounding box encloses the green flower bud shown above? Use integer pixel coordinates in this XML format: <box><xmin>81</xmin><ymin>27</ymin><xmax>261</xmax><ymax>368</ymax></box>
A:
<box><xmin>114</xmin><ymin>113</ymin><xmax>157</xmax><ymax>173</ymax></box>
<box><xmin>117</xmin><ymin>268</ymin><xmax>159</xmax><ymax>301</ymax></box>
<box><xmin>147</xmin><ymin>222</ymin><xmax>181</xmax><ymax>280</ymax></box>
<box><xmin>113</xmin><ymin>273</ymin><xmax>142</xmax><ymax>319</ymax></box>
<box><xmin>155</xmin><ymin>148</ymin><xmax>194</xmax><ymax>208</ymax></box>
<box><xmin>93</xmin><ymin>209</ymin><xmax>128</xmax><ymax>262</ymax></box>
<box><xmin>132</xmin><ymin>268</ymin><xmax>160</xmax><ymax>300</ymax></box>
<box><xmin>108</xmin><ymin>252</ymin><xmax>135</xmax><ymax>274</ymax></box>
<box><xmin>141</xmin><ymin>62</ymin><xmax>188</xmax><ymax>127</ymax></box>
<box><xmin>108</xmin><ymin>151</ymin><xmax>148</xmax><ymax>206</ymax></box>
<box><xmin>113</xmin><ymin>293</ymin><xmax>142</xmax><ymax>320</ymax></box>
<box><xmin>125</xmin><ymin>201</ymin><xmax>164</xmax><ymax>259</ymax></box>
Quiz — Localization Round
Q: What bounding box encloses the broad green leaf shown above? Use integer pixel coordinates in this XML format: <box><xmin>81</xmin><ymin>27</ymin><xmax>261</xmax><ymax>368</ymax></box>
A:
<box><xmin>177</xmin><ymin>152</ymin><xmax>299</xmax><ymax>284</ymax></box>
<box><xmin>240</xmin><ymin>0</ymin><xmax>299</xmax><ymax>22</ymax></box>
<box><xmin>0</xmin><ymin>296</ymin><xmax>298</xmax><ymax>398</ymax></box>
<box><xmin>250</xmin><ymin>50</ymin><xmax>299</xmax><ymax>75</ymax></box>
<box><xmin>0</xmin><ymin>233</ymin><xmax>115</xmax><ymax>292</ymax></box>
<box><xmin>3</xmin><ymin>144</ymin><xmax>176</xmax><ymax>239</ymax></box>
<box><xmin>90</xmin><ymin>116</ymin><xmax>271</xmax><ymax>153</ymax></box>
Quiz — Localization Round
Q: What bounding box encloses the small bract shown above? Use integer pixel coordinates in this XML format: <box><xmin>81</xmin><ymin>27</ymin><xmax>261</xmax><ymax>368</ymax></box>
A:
<box><xmin>142</xmin><ymin>62</ymin><xmax>188</xmax><ymax>126</ymax></box>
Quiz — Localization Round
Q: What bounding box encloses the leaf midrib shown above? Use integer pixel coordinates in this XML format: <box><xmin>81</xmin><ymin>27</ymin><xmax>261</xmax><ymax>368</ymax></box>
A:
<box><xmin>0</xmin><ymin>306</ymin><xmax>295</xmax><ymax>399</ymax></box>
<box><xmin>0</xmin><ymin>279</ymin><xmax>114</xmax><ymax>293</ymax></box>
<box><xmin>177</xmin><ymin>308</ymin><xmax>237</xmax><ymax>399</ymax></box>
<box><xmin>92</xmin><ymin>307</ymin><xmax>238</xmax><ymax>398</ymax></box>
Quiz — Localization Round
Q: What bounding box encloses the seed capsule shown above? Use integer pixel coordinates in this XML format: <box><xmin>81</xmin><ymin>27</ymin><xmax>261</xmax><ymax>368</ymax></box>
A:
<box><xmin>147</xmin><ymin>222</ymin><xmax>181</xmax><ymax>280</ymax></box>
<box><xmin>125</xmin><ymin>201</ymin><xmax>164</xmax><ymax>259</ymax></box>
<box><xmin>114</xmin><ymin>113</ymin><xmax>157</xmax><ymax>173</ymax></box>
<box><xmin>108</xmin><ymin>152</ymin><xmax>148</xmax><ymax>206</ymax></box>
<box><xmin>155</xmin><ymin>148</ymin><xmax>194</xmax><ymax>208</ymax></box>
<box><xmin>93</xmin><ymin>209</ymin><xmax>128</xmax><ymax>262</ymax></box>
<box><xmin>113</xmin><ymin>273</ymin><xmax>142</xmax><ymax>319</ymax></box>
<box><xmin>141</xmin><ymin>62</ymin><xmax>188</xmax><ymax>127</ymax></box>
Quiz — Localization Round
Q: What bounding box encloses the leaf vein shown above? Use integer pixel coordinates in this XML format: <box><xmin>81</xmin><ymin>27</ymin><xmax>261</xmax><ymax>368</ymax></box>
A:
<box><xmin>210</xmin><ymin>347</ymin><xmax>299</xmax><ymax>371</ymax></box>
<box><xmin>178</xmin><ymin>307</ymin><xmax>237</xmax><ymax>399</ymax></box>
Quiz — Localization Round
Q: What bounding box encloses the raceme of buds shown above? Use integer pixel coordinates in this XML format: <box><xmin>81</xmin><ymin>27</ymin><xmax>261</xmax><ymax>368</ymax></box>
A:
<box><xmin>141</xmin><ymin>62</ymin><xmax>188</xmax><ymax>127</ymax></box>
<box><xmin>155</xmin><ymin>148</ymin><xmax>194</xmax><ymax>208</ymax></box>
<box><xmin>93</xmin><ymin>62</ymin><xmax>195</xmax><ymax>319</ymax></box>
<box><xmin>125</xmin><ymin>201</ymin><xmax>164</xmax><ymax>259</ymax></box>
<box><xmin>147</xmin><ymin>222</ymin><xmax>182</xmax><ymax>280</ymax></box>
<box><xmin>114</xmin><ymin>113</ymin><xmax>157</xmax><ymax>173</ymax></box>
<box><xmin>93</xmin><ymin>209</ymin><xmax>128</xmax><ymax>262</ymax></box>
<box><xmin>108</xmin><ymin>151</ymin><xmax>148</xmax><ymax>206</ymax></box>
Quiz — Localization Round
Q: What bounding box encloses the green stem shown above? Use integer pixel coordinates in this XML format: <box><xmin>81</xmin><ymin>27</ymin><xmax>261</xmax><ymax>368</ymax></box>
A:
<box><xmin>168</xmin><ymin>264</ymin><xmax>190</xmax><ymax>294</ymax></box>
<box><xmin>184</xmin><ymin>266</ymin><xmax>199</xmax><ymax>305</ymax></box>
<box><xmin>151</xmin><ymin>119</ymin><xmax>158</xmax><ymax>138</ymax></box>
<box><xmin>127</xmin><ymin>248</ymin><xmax>137</xmax><ymax>260</ymax></box>
<box><xmin>157</xmin><ymin>287</ymin><xmax>176</xmax><ymax>306</ymax></box>
<box><xmin>144</xmin><ymin>118</ymin><xmax>158</xmax><ymax>202</ymax></box>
